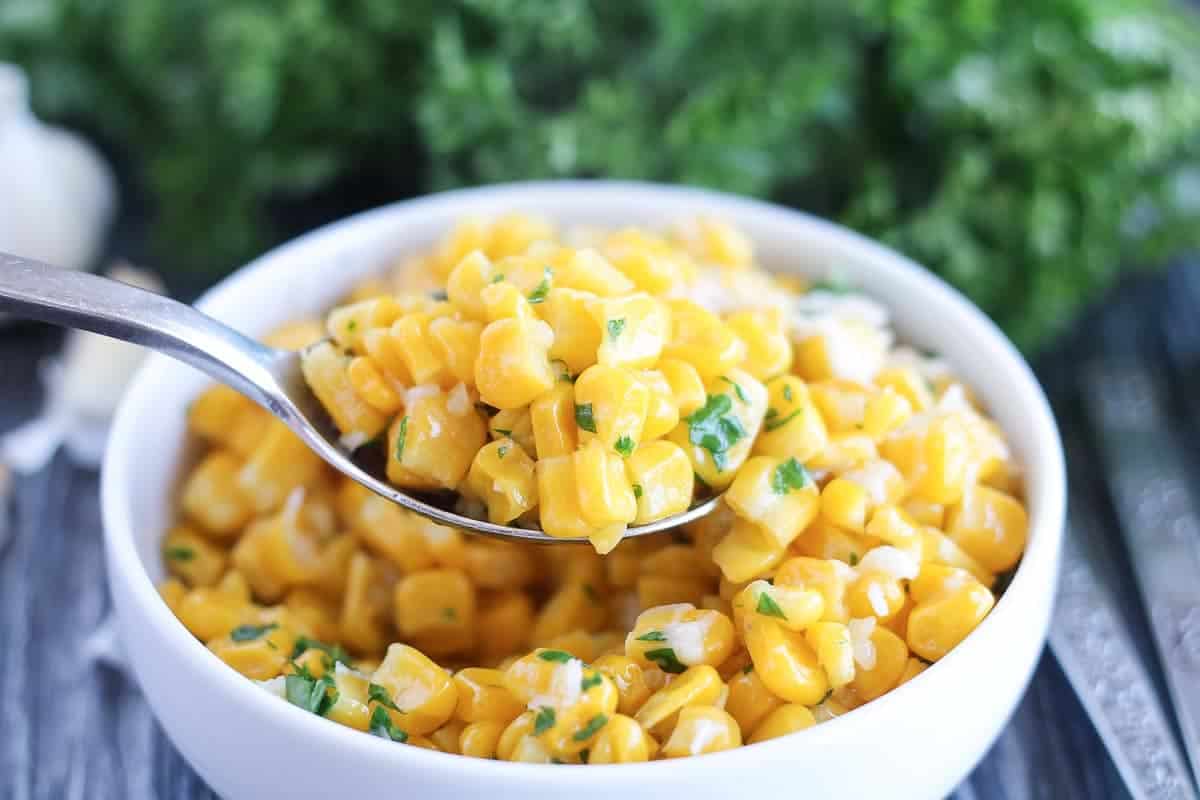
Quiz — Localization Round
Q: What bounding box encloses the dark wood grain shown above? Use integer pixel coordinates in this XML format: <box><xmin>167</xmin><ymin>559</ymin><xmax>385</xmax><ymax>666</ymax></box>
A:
<box><xmin>8</xmin><ymin>254</ymin><xmax>1199</xmax><ymax>798</ymax></box>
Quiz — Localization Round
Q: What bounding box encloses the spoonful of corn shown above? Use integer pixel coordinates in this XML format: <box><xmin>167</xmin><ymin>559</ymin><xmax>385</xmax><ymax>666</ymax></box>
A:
<box><xmin>0</xmin><ymin>252</ymin><xmax>753</xmax><ymax>549</ymax></box>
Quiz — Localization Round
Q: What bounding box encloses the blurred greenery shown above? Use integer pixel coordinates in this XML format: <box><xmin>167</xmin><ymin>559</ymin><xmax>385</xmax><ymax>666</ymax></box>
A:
<box><xmin>3</xmin><ymin>0</ymin><xmax>1200</xmax><ymax>350</ymax></box>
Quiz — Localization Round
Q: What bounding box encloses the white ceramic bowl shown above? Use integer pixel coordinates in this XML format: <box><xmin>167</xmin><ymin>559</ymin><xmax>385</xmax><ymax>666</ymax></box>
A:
<box><xmin>102</xmin><ymin>181</ymin><xmax>1065</xmax><ymax>800</ymax></box>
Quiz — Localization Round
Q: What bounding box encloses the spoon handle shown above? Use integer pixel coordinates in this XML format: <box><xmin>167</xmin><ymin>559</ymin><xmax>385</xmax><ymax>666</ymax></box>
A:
<box><xmin>0</xmin><ymin>251</ymin><xmax>286</xmax><ymax>413</ymax></box>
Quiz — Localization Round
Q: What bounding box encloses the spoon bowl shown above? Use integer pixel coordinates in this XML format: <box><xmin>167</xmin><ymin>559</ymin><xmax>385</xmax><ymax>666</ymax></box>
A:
<box><xmin>0</xmin><ymin>251</ymin><xmax>717</xmax><ymax>542</ymax></box>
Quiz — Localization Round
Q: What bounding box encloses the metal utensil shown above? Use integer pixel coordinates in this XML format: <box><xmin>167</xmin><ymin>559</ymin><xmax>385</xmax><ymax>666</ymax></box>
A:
<box><xmin>0</xmin><ymin>252</ymin><xmax>719</xmax><ymax>543</ymax></box>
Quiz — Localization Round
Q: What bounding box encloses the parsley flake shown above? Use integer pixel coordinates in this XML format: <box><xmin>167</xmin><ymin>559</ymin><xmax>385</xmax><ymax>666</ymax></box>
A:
<box><xmin>368</xmin><ymin>682</ymin><xmax>401</xmax><ymax>711</ymax></box>
<box><xmin>429</xmin><ymin>289</ymin><xmax>448</xmax><ymax>301</ymax></box>
<box><xmin>633</xmin><ymin>484</ymin><xmax>643</xmax><ymax>499</ymax></box>
<box><xmin>527</xmin><ymin>267</ymin><xmax>553</xmax><ymax>304</ymax></box>
<box><xmin>164</xmin><ymin>545</ymin><xmax>195</xmax><ymax>562</ymax></box>
<box><xmin>817</xmin><ymin>688</ymin><xmax>834</xmax><ymax>705</ymax></box>
<box><xmin>291</xmin><ymin>636</ymin><xmax>353</xmax><ymax>667</ymax></box>
<box><xmin>721</xmin><ymin>376</ymin><xmax>749</xmax><ymax>403</ymax></box>
<box><xmin>369</xmin><ymin>706</ymin><xmax>408</xmax><ymax>742</ymax></box>
<box><xmin>493</xmin><ymin>427</ymin><xmax>512</xmax><ymax>437</ymax></box>
<box><xmin>606</xmin><ymin>318</ymin><xmax>626</xmax><ymax>341</ymax></box>
<box><xmin>573</xmin><ymin>713</ymin><xmax>609</xmax><ymax>741</ymax></box>
<box><xmin>346</xmin><ymin>320</ymin><xmax>358</xmax><ymax>332</ymax></box>
<box><xmin>574</xmin><ymin>403</ymin><xmax>597</xmax><ymax>433</ymax></box>
<box><xmin>644</xmin><ymin>647</ymin><xmax>687</xmax><ymax>674</ymax></box>
<box><xmin>580</xmin><ymin>749</ymin><xmax>590</xmax><ymax>764</ymax></box>
<box><xmin>782</xmin><ymin>384</ymin><xmax>794</xmax><ymax>402</ymax></box>
<box><xmin>394</xmin><ymin>416</ymin><xmax>409</xmax><ymax>461</ymax></box>
<box><xmin>285</xmin><ymin>670</ymin><xmax>339</xmax><ymax>717</ymax></box>
<box><xmin>537</xmin><ymin>649</ymin><xmax>574</xmax><ymax>663</ymax></box>
<box><xmin>770</xmin><ymin>457</ymin><xmax>811</xmax><ymax>495</ymax></box>
<box><xmin>685</xmin><ymin>393</ymin><xmax>746</xmax><ymax>471</ymax></box>
<box><xmin>491</xmin><ymin>273</ymin><xmax>505</xmax><ymax>283</ymax></box>
<box><xmin>755</xmin><ymin>592</ymin><xmax>788</xmax><ymax>620</ymax></box>
<box><xmin>230</xmin><ymin>622</ymin><xmax>278</xmax><ymax>642</ymax></box>
<box><xmin>497</xmin><ymin>445</ymin><xmax>510</xmax><ymax>459</ymax></box>
<box><xmin>614</xmin><ymin>435</ymin><xmax>635</xmax><ymax>458</ymax></box>
<box><xmin>635</xmin><ymin>630</ymin><xmax>667</xmax><ymax>642</ymax></box>
<box><xmin>742</xmin><ymin>663</ymin><xmax>755</xmax><ymax>675</ymax></box>
<box><xmin>580</xmin><ymin>672</ymin><xmax>603</xmax><ymax>691</ymax></box>
<box><xmin>849</xmin><ymin>552</ymin><xmax>859</xmax><ymax>566</ymax></box>
<box><xmin>764</xmin><ymin>409</ymin><xmax>802</xmax><ymax>432</ymax></box>
<box><xmin>534</xmin><ymin>706</ymin><xmax>556</xmax><ymax>735</ymax></box>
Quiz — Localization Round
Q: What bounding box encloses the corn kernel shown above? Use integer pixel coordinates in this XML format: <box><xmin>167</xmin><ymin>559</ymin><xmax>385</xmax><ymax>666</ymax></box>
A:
<box><xmin>529</xmin><ymin>384</ymin><xmax>578</xmax><ymax>459</ymax></box>
<box><xmin>237</xmin><ymin>420</ymin><xmax>326</xmax><ymax>512</ymax></box>
<box><xmin>474</xmin><ymin>317</ymin><xmax>556</xmax><ymax>409</ymax></box>
<box><xmin>725</xmin><ymin>665</ymin><xmax>783</xmax><ymax>734</ymax></box>
<box><xmin>724</xmin><ymin>456</ymin><xmax>820</xmax><ymax>548</ymax></box>
<box><xmin>586</xmin><ymin>714</ymin><xmax>653</xmax><ymax>763</ymax></box>
<box><xmin>849</xmin><ymin>622</ymin><xmax>909</xmax><ymax>701</ymax></box>
<box><xmin>669</xmin><ymin>369</ymin><xmax>767</xmax><ymax>490</ymax></box>
<box><xmin>658</xmin><ymin>358</ymin><xmax>706</xmax><ymax>416</ymax></box>
<box><xmin>180</xmin><ymin>452</ymin><xmax>255</xmax><ymax>536</ymax></box>
<box><xmin>394</xmin><ymin>568</ymin><xmax>476</xmax><ymax>657</ymax></box>
<box><xmin>573</xmin><ymin>364</ymin><xmax>650</xmax><ymax>452</ymax></box>
<box><xmin>625</xmin><ymin>604</ymin><xmax>736</xmax><ymax>671</ymax></box>
<box><xmin>427</xmin><ymin>317</ymin><xmax>484</xmax><ymax>387</ymax></box>
<box><xmin>623</xmin><ymin>440</ymin><xmax>693</xmax><ymax>525</ymax></box>
<box><xmin>371</xmin><ymin>643</ymin><xmax>458</xmax><ymax>735</ymax></box>
<box><xmin>661</xmin><ymin>300</ymin><xmax>747</xmax><ymax>379</ymax></box>
<box><xmin>454</xmin><ymin>668</ymin><xmax>525</xmax><ymax>724</ymax></box>
<box><xmin>637</xmin><ymin>370</ymin><xmax>680</xmax><ymax>441</ymax></box>
<box><xmin>300</xmin><ymin>341</ymin><xmax>389</xmax><ymax>441</ymax></box>
<box><xmin>742</xmin><ymin>615</ymin><xmax>828</xmax><ymax>705</ymax></box>
<box><xmin>733</xmin><ymin>580</ymin><xmax>824</xmax><ymax>632</ymax></box>
<box><xmin>754</xmin><ymin>376</ymin><xmax>828</xmax><ymax>462</ymax></box>
<box><xmin>634</xmin><ymin>664</ymin><xmax>724</xmax><ymax>738</ymax></box>
<box><xmin>711</xmin><ymin>519</ymin><xmax>784</xmax><ymax>584</ymax></box>
<box><xmin>464</xmin><ymin>438</ymin><xmax>538</xmax><ymax>524</ymax></box>
<box><xmin>593</xmin><ymin>654</ymin><xmax>654</xmax><ymax>716</ymax></box>
<box><xmin>661</xmin><ymin>706</ymin><xmax>741</xmax><ymax>757</ymax></box>
<box><xmin>747</xmin><ymin>704</ymin><xmax>816</xmax><ymax>743</ymax></box>
<box><xmin>945</xmin><ymin>484</ymin><xmax>1028</xmax><ymax>573</ymax></box>
<box><xmin>162</xmin><ymin>524</ymin><xmax>227</xmax><ymax>586</ymax></box>
<box><xmin>387</xmin><ymin>389</ymin><xmax>487</xmax><ymax>490</ymax></box>
<box><xmin>591</xmin><ymin>293</ymin><xmax>670</xmax><ymax>370</ymax></box>
<box><xmin>460</xmin><ymin>719</ymin><xmax>507</xmax><ymax>759</ymax></box>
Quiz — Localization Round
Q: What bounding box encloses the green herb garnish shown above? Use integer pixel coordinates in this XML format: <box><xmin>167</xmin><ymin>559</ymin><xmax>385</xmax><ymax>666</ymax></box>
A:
<box><xmin>573</xmin><ymin>713</ymin><xmax>609</xmax><ymax>741</ymax></box>
<box><xmin>755</xmin><ymin>592</ymin><xmax>788</xmax><ymax>620</ymax></box>
<box><xmin>164</xmin><ymin>546</ymin><xmax>195</xmax><ymax>562</ymax></box>
<box><xmin>742</xmin><ymin>663</ymin><xmax>755</xmax><ymax>675</ymax></box>
<box><xmin>491</xmin><ymin>273</ymin><xmax>505</xmax><ymax>283</ymax></box>
<box><xmin>848</xmin><ymin>552</ymin><xmax>859</xmax><ymax>566</ymax></box>
<box><xmin>574</xmin><ymin>403</ymin><xmax>597</xmax><ymax>433</ymax></box>
<box><xmin>527</xmin><ymin>267</ymin><xmax>552</xmax><ymax>304</ymax></box>
<box><xmin>537</xmin><ymin>649</ymin><xmax>574</xmax><ymax>663</ymax></box>
<box><xmin>685</xmin><ymin>393</ymin><xmax>746</xmax><ymax>470</ymax></box>
<box><xmin>606</xmin><ymin>318</ymin><xmax>626</xmax><ymax>340</ymax></box>
<box><xmin>394</xmin><ymin>416</ymin><xmax>409</xmax><ymax>461</ymax></box>
<box><xmin>721</xmin><ymin>376</ymin><xmax>749</xmax><ymax>404</ymax></box>
<box><xmin>442</xmin><ymin>607</ymin><xmax>457</xmax><ymax>620</ymax></box>
<box><xmin>346</xmin><ymin>319</ymin><xmax>358</xmax><ymax>332</ymax></box>
<box><xmin>369</xmin><ymin>706</ymin><xmax>408</xmax><ymax>742</ymax></box>
<box><xmin>534</xmin><ymin>706</ymin><xmax>556</xmax><ymax>735</ymax></box>
<box><xmin>770</xmin><ymin>457</ymin><xmax>811</xmax><ymax>495</ymax></box>
<box><xmin>497</xmin><ymin>445</ymin><xmax>510</xmax><ymax>459</ymax></box>
<box><xmin>580</xmin><ymin>672</ymin><xmax>603</xmax><ymax>691</ymax></box>
<box><xmin>817</xmin><ymin>688</ymin><xmax>834</xmax><ymax>705</ymax></box>
<box><xmin>632</xmin><ymin>484</ymin><xmax>643</xmax><ymax>499</ymax></box>
<box><xmin>368</xmin><ymin>682</ymin><xmax>401</xmax><ymax>711</ymax></box>
<box><xmin>493</xmin><ymin>427</ymin><xmax>512</xmax><ymax>437</ymax></box>
<box><xmin>230</xmin><ymin>622</ymin><xmax>278</xmax><ymax>642</ymax></box>
<box><xmin>782</xmin><ymin>384</ymin><xmax>794</xmax><ymax>402</ymax></box>
<box><xmin>764</xmin><ymin>409</ymin><xmax>802</xmax><ymax>432</ymax></box>
<box><xmin>291</xmin><ymin>636</ymin><xmax>353</xmax><ymax>668</ymax></box>
<box><xmin>644</xmin><ymin>647</ymin><xmax>687</xmax><ymax>674</ymax></box>
<box><xmin>614</xmin><ymin>435</ymin><xmax>635</xmax><ymax>458</ymax></box>
<box><xmin>429</xmin><ymin>289</ymin><xmax>448</xmax><ymax>301</ymax></box>
<box><xmin>285</xmin><ymin>670</ymin><xmax>339</xmax><ymax>717</ymax></box>
<box><xmin>635</xmin><ymin>630</ymin><xmax>667</xmax><ymax>642</ymax></box>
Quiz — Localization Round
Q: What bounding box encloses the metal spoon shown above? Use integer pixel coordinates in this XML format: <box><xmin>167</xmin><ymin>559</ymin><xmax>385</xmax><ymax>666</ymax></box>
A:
<box><xmin>0</xmin><ymin>252</ymin><xmax>719</xmax><ymax>542</ymax></box>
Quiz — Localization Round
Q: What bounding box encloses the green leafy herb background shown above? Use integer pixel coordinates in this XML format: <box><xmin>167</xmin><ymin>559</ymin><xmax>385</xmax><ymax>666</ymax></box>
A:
<box><xmin>4</xmin><ymin>0</ymin><xmax>1200</xmax><ymax>350</ymax></box>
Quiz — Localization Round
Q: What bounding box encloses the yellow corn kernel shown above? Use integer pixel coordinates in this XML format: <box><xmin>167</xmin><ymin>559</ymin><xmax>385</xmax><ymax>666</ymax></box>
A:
<box><xmin>342</xmin><ymin>490</ymin><xmax>434</xmax><ymax>572</ymax></box>
<box><xmin>158</xmin><ymin>578</ymin><xmax>186</xmax><ymax>612</ymax></box>
<box><xmin>754</xmin><ymin>376</ymin><xmax>828</xmax><ymax>462</ymax></box>
<box><xmin>637</xmin><ymin>370</ymin><xmax>680</xmax><ymax>441</ymax></box>
<box><xmin>586</xmin><ymin>713</ymin><xmax>653</xmax><ymax>764</ymax></box>
<box><xmin>849</xmin><ymin>622</ymin><xmax>909</xmax><ymax>701</ymax></box>
<box><xmin>487</xmin><ymin>405</ymin><xmax>535</xmax><ymax>451</ymax></box>
<box><xmin>907</xmin><ymin>570</ymin><xmax>995</xmax><ymax>662</ymax></box>
<box><xmin>552</xmin><ymin>248</ymin><xmax>636</xmax><ymax>297</ymax></box>
<box><xmin>233</xmin><ymin>507</ymin><xmax>322</xmax><ymax>598</ymax></box>
<box><xmin>460</xmin><ymin>719</ymin><xmax>507</xmax><ymax>759</ymax></box>
<box><xmin>394</xmin><ymin>568</ymin><xmax>476</xmax><ymax>657</ymax></box>
<box><xmin>534</xmin><ymin>455</ymin><xmax>592</xmax><ymax>540</ymax></box>
<box><xmin>805</xmin><ymin>431</ymin><xmax>878</xmax><ymax>475</ymax></box>
<box><xmin>371</xmin><ymin>644</ymin><xmax>458</xmax><ymax>735</ymax></box>
<box><xmin>339</xmin><ymin>552</ymin><xmax>396</xmax><ymax>656</ymax></box>
<box><xmin>463</xmin><ymin>438</ymin><xmax>538</xmax><ymax>524</ymax></box>
<box><xmin>636</xmin><ymin>575</ymin><xmax>710</xmax><ymax>608</ymax></box>
<box><xmin>724</xmin><ymin>456</ymin><xmax>820</xmax><ymax>548</ymax></box>
<box><xmin>919</xmin><ymin>526</ymin><xmax>995</xmax><ymax>586</ymax></box>
<box><xmin>875</xmin><ymin>366</ymin><xmax>936</xmax><ymax>412</ymax></box>
<box><xmin>315</xmin><ymin>662</ymin><xmax>371</xmax><ymax>731</ymax></box>
<box><xmin>945</xmin><ymin>484</ymin><xmax>1028</xmax><ymax>573</ymax></box>
<box><xmin>602</xmin><ymin>228</ymin><xmax>687</xmax><ymax>294</ymax></box>
<box><xmin>881</xmin><ymin>415</ymin><xmax>971</xmax><ymax>505</ymax></box>
<box><xmin>237</xmin><ymin>420</ymin><xmax>326</xmax><ymax>512</ymax></box>
<box><xmin>477</xmin><ymin>590</ymin><xmax>535</xmax><ymax>662</ymax></box>
<box><xmin>346</xmin><ymin>356</ymin><xmax>403</xmax><ymax>414</ymax></box>
<box><xmin>361</xmin><ymin>326</ymin><xmax>413</xmax><ymax>384</ymax></box>
<box><xmin>593</xmin><ymin>655</ymin><xmax>654</xmax><ymax>716</ymax></box>
<box><xmin>742</xmin><ymin>615</ymin><xmax>828</xmax><ymax>705</ymax></box>
<box><xmin>473</xmin><ymin>316</ymin><xmax>556</xmax><ymax>409</ymax></box>
<box><xmin>898</xmin><ymin>656</ymin><xmax>929</xmax><ymax>687</ymax></box>
<box><xmin>174</xmin><ymin>571</ymin><xmax>251</xmax><ymax>642</ymax></box>
<box><xmin>711</xmin><ymin>519</ymin><xmax>785</xmax><ymax>584</ymax></box>
<box><xmin>208</xmin><ymin>625</ymin><xmax>293</xmax><ymax>681</ymax></box>
<box><xmin>539</xmin><ymin>675</ymin><xmax>621</xmax><ymax>756</ymax></box>
<box><xmin>590</xmin><ymin>293</ymin><xmax>670</xmax><ymax>370</ymax></box>
<box><xmin>640</xmin><ymin>543</ymin><xmax>716</xmax><ymax>580</ymax></box>
<box><xmin>445</xmin><ymin>250</ymin><xmax>497</xmax><ymax>320</ymax></box>
<box><xmin>427</xmin><ymin>720</ymin><xmax>465</xmax><ymax>754</ymax></box>
<box><xmin>540</xmin><ymin>630</ymin><xmax>600</xmax><ymax>662</ymax></box>
<box><xmin>187</xmin><ymin>385</ymin><xmax>267</xmax><ymax>457</ymax></box>
<box><xmin>693</xmin><ymin>218</ymin><xmax>753</xmax><ymax>268</ymax></box>
<box><xmin>863</xmin><ymin>386</ymin><xmax>913</xmax><ymax>439</ymax></box>
<box><xmin>805</xmin><ymin>621</ymin><xmax>855</xmax><ymax>687</ymax></box>
<box><xmin>387</xmin><ymin>389</ymin><xmax>487</xmax><ymax>490</ymax></box>
<box><xmin>788</xmin><ymin>517</ymin><xmax>875</xmax><ymax>566</ymax></box>
<box><xmin>390</xmin><ymin>313</ymin><xmax>450</xmax><ymax>387</ymax></box>
<box><xmin>327</xmin><ymin>296</ymin><xmax>402</xmax><ymax>352</ymax></box>
<box><xmin>463</xmin><ymin>541</ymin><xmax>538</xmax><ymax>589</ymax></box>
<box><xmin>774</xmin><ymin>557</ymin><xmax>853</xmax><ymax>624</ymax></box>
<box><xmin>180</xmin><ymin>451</ymin><xmax>255</xmax><ymax>537</ymax></box>
<box><xmin>734</xmin><ymin>580</ymin><xmax>824</xmax><ymax>632</ymax></box>
<box><xmin>864</xmin><ymin>505</ymin><xmax>923</xmax><ymax>555</ymax></box>
<box><xmin>283</xmin><ymin>587</ymin><xmax>340</xmax><ymax>643</ymax></box>
<box><xmin>661</xmin><ymin>300</ymin><xmax>747</xmax><ymax>379</ymax></box>
<box><xmin>846</xmin><ymin>572</ymin><xmax>906</xmax><ymax>622</ymax></box>
<box><xmin>162</xmin><ymin>525</ymin><xmax>227</xmax><ymax>587</ymax></box>
<box><xmin>726</xmin><ymin>309</ymin><xmax>792</xmax><ymax>380</ymax></box>
<box><xmin>669</xmin><ymin>369</ymin><xmax>767</xmax><ymax>490</ymax></box>
<box><xmin>426</xmin><ymin>317</ymin><xmax>484</xmax><ymax>387</ymax></box>
<box><xmin>634</xmin><ymin>664</ymin><xmax>724</xmax><ymax>738</ymax></box>
<box><xmin>529</xmin><ymin>384</ymin><xmax>578</xmax><ymax>459</ymax></box>
<box><xmin>480</xmin><ymin>281</ymin><xmax>537</xmax><ymax>323</ymax></box>
<box><xmin>300</xmin><ymin>341</ymin><xmax>389</xmax><ymax>441</ymax></box>
<box><xmin>625</xmin><ymin>604</ymin><xmax>736</xmax><ymax>671</ymax></box>
<box><xmin>662</xmin><ymin>706</ymin><xmax>742</xmax><ymax>757</ymax></box>
<box><xmin>747</xmin><ymin>704</ymin><xmax>816</xmax><ymax>743</ymax></box>
<box><xmin>496</xmin><ymin>711</ymin><xmax>537</xmax><ymax>761</ymax></box>
<box><xmin>724</xmin><ymin>665</ymin><xmax>783</xmax><ymax>734</ymax></box>
<box><xmin>809</xmin><ymin>379</ymin><xmax>872</xmax><ymax>432</ymax></box>
<box><xmin>531</xmin><ymin>582</ymin><xmax>609</xmax><ymax>644</ymax></box>
<box><xmin>573</xmin><ymin>364</ymin><xmax>650</xmax><ymax>453</ymax></box>
<box><xmin>453</xmin><ymin>668</ymin><xmax>524</xmax><ymax>724</ymax></box>
<box><xmin>574</xmin><ymin>439</ymin><xmax>637</xmax><ymax>529</ymax></box>
<box><xmin>658</xmin><ymin>358</ymin><xmax>707</xmax><ymax>416</ymax></box>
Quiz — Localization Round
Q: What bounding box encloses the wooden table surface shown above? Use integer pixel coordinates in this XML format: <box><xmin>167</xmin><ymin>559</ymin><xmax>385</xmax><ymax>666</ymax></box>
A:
<box><xmin>4</xmin><ymin>258</ymin><xmax>1198</xmax><ymax>799</ymax></box>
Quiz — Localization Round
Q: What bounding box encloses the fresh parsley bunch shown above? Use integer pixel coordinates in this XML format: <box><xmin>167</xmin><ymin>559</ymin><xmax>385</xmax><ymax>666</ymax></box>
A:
<box><xmin>3</xmin><ymin>0</ymin><xmax>1199</xmax><ymax>350</ymax></box>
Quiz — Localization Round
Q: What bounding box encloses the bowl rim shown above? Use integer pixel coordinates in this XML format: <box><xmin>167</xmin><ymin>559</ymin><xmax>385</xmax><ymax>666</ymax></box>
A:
<box><xmin>102</xmin><ymin>179</ymin><xmax>1066</xmax><ymax>778</ymax></box>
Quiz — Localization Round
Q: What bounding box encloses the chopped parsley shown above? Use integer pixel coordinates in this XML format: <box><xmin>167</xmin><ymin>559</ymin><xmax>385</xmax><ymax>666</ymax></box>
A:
<box><xmin>537</xmin><ymin>649</ymin><xmax>574</xmax><ymax>663</ymax></box>
<box><xmin>533</xmin><ymin>706</ymin><xmax>556</xmax><ymax>735</ymax></box>
<box><xmin>442</xmin><ymin>607</ymin><xmax>457</xmax><ymax>620</ymax></box>
<box><xmin>164</xmin><ymin>545</ymin><xmax>195</xmax><ymax>562</ymax></box>
<box><xmin>285</xmin><ymin>669</ymin><xmax>339</xmax><ymax>717</ymax></box>
<box><xmin>291</xmin><ymin>636</ymin><xmax>353</xmax><ymax>668</ymax></box>
<box><xmin>606</xmin><ymin>318</ymin><xmax>626</xmax><ymax>340</ymax></box>
<box><xmin>582</xmin><ymin>583</ymin><xmax>600</xmax><ymax>604</ymax></box>
<box><xmin>574</xmin><ymin>403</ymin><xmax>597</xmax><ymax>433</ymax></box>
<box><xmin>580</xmin><ymin>672</ymin><xmax>604</xmax><ymax>691</ymax></box>
<box><xmin>770</xmin><ymin>457</ymin><xmax>811</xmax><ymax>495</ymax></box>
<box><xmin>346</xmin><ymin>319</ymin><xmax>358</xmax><ymax>332</ymax></box>
<box><xmin>644</xmin><ymin>647</ymin><xmax>687</xmax><ymax>674</ymax></box>
<box><xmin>635</xmin><ymin>630</ymin><xmax>667</xmax><ymax>642</ymax></box>
<box><xmin>721</xmin><ymin>376</ymin><xmax>749</xmax><ymax>404</ymax></box>
<box><xmin>580</xmin><ymin>748</ymin><xmax>590</xmax><ymax>764</ymax></box>
<box><xmin>394</xmin><ymin>416</ymin><xmax>409</xmax><ymax>461</ymax></box>
<box><xmin>809</xmin><ymin>274</ymin><xmax>853</xmax><ymax>294</ymax></box>
<box><xmin>491</xmin><ymin>273</ymin><xmax>505</xmax><ymax>283</ymax></box>
<box><xmin>497</xmin><ymin>445</ymin><xmax>510</xmax><ymax>459</ymax></box>
<box><xmin>755</xmin><ymin>592</ymin><xmax>788</xmax><ymax>620</ymax></box>
<box><xmin>742</xmin><ymin>663</ymin><xmax>755</xmax><ymax>675</ymax></box>
<box><xmin>369</xmin><ymin>706</ymin><xmax>408</xmax><ymax>742</ymax></box>
<box><xmin>783</xmin><ymin>384</ymin><xmax>794</xmax><ymax>402</ymax></box>
<box><xmin>368</xmin><ymin>682</ymin><xmax>401</xmax><ymax>711</ymax></box>
<box><xmin>429</xmin><ymin>289</ymin><xmax>449</xmax><ymax>301</ymax></box>
<box><xmin>493</xmin><ymin>427</ymin><xmax>512</xmax><ymax>437</ymax></box>
<box><xmin>763</xmin><ymin>409</ymin><xmax>802</xmax><ymax>432</ymax></box>
<box><xmin>632</xmin><ymin>484</ymin><xmax>643</xmax><ymax>499</ymax></box>
<box><xmin>230</xmin><ymin>622</ymin><xmax>278</xmax><ymax>642</ymax></box>
<box><xmin>694</xmin><ymin>471</ymin><xmax>711</xmax><ymax>492</ymax></box>
<box><xmin>848</xmin><ymin>552</ymin><xmax>860</xmax><ymax>567</ymax></box>
<box><xmin>685</xmin><ymin>393</ymin><xmax>746</xmax><ymax>470</ymax></box>
<box><xmin>817</xmin><ymin>688</ymin><xmax>834</xmax><ymax>705</ymax></box>
<box><xmin>551</xmin><ymin>359</ymin><xmax>574</xmax><ymax>383</ymax></box>
<box><xmin>527</xmin><ymin>267</ymin><xmax>553</xmax><ymax>304</ymax></box>
<box><xmin>573</xmin><ymin>713</ymin><xmax>609</xmax><ymax>741</ymax></box>
<box><xmin>614</xmin><ymin>435</ymin><xmax>635</xmax><ymax>458</ymax></box>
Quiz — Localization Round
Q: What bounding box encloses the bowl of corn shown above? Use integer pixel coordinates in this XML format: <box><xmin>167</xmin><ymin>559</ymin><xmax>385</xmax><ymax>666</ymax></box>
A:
<box><xmin>101</xmin><ymin>181</ymin><xmax>1065</xmax><ymax>800</ymax></box>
